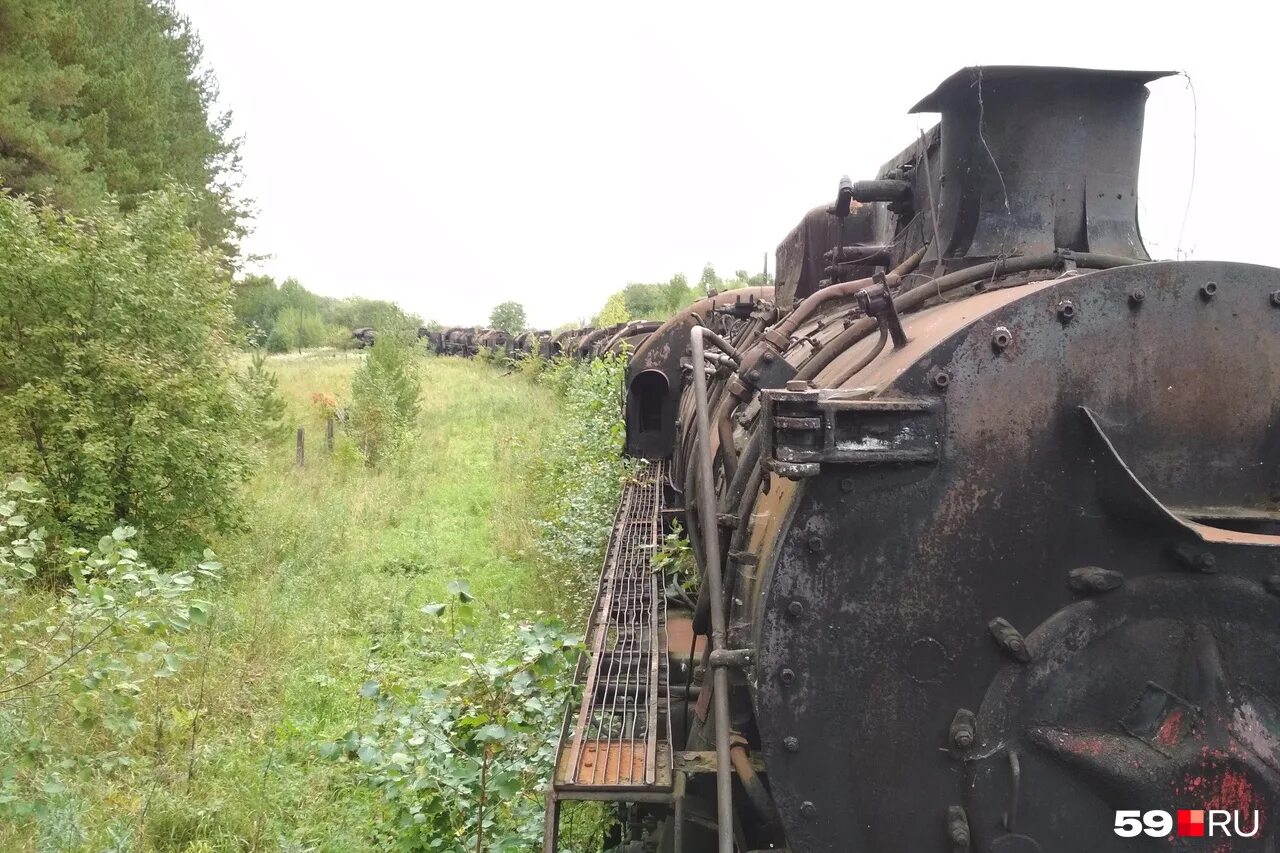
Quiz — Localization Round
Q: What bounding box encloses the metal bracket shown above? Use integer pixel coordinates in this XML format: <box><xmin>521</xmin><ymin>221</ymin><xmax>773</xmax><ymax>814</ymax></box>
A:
<box><xmin>762</xmin><ymin>389</ymin><xmax>942</xmax><ymax>479</ymax></box>
<box><xmin>855</xmin><ymin>279</ymin><xmax>908</xmax><ymax>348</ymax></box>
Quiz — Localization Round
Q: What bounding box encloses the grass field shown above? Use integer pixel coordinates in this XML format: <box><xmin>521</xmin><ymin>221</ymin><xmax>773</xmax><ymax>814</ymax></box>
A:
<box><xmin>0</xmin><ymin>351</ymin><xmax>581</xmax><ymax>852</ymax></box>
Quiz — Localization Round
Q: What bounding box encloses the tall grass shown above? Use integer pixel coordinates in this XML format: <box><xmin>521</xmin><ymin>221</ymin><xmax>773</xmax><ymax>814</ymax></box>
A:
<box><xmin>0</xmin><ymin>352</ymin><xmax>576</xmax><ymax>852</ymax></box>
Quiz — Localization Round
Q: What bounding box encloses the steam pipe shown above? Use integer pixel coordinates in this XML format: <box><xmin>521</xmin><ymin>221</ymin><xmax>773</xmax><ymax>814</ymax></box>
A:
<box><xmin>693</xmin><ymin>324</ymin><xmax>744</xmax><ymax>365</ymax></box>
<box><xmin>730</xmin><ymin>734</ymin><xmax>778</xmax><ymax>825</ymax></box>
<box><xmin>766</xmin><ymin>244</ymin><xmax>929</xmax><ymax>347</ymax></box>
<box><xmin>716</xmin><ymin>397</ymin><xmax>738</xmax><ymax>484</ymax></box>
<box><xmin>690</xmin><ymin>326</ymin><xmax>735</xmax><ymax>853</ymax></box>
<box><xmin>796</xmin><ymin>251</ymin><xmax>1144</xmax><ymax>381</ymax></box>
<box><xmin>829</xmin><ymin>324</ymin><xmax>890</xmax><ymax>387</ymax></box>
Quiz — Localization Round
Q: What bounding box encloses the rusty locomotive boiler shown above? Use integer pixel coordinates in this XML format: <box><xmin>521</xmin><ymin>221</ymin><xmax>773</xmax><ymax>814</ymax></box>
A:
<box><xmin>546</xmin><ymin>66</ymin><xmax>1280</xmax><ymax>853</ymax></box>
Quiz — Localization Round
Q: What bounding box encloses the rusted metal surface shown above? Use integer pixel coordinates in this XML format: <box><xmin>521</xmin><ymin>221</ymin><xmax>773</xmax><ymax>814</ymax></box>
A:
<box><xmin>746</xmin><ymin>261</ymin><xmax>1280</xmax><ymax>851</ymax></box>
<box><xmin>554</xmin><ymin>460</ymin><xmax>672</xmax><ymax>793</ymax></box>
<box><xmin>557</xmin><ymin>65</ymin><xmax>1280</xmax><ymax>853</ymax></box>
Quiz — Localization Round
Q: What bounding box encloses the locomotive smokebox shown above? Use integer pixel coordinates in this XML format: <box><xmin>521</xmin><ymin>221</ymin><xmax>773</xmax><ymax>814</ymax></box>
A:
<box><xmin>909</xmin><ymin>66</ymin><xmax>1174</xmax><ymax>266</ymax></box>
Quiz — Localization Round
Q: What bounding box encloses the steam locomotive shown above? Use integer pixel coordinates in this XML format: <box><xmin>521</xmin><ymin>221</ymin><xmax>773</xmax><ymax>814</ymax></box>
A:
<box><xmin>596</xmin><ymin>66</ymin><xmax>1280</xmax><ymax>852</ymax></box>
<box><xmin>416</xmin><ymin>321</ymin><xmax>656</xmax><ymax>360</ymax></box>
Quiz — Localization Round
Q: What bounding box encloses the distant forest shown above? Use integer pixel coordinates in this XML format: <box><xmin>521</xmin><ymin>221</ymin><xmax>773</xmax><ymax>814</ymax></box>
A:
<box><xmin>590</xmin><ymin>263</ymin><xmax>772</xmax><ymax>326</ymax></box>
<box><xmin>232</xmin><ymin>275</ymin><xmax>419</xmax><ymax>352</ymax></box>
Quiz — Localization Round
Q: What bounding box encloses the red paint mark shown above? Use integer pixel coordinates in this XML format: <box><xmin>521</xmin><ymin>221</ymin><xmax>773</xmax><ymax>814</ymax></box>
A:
<box><xmin>1156</xmin><ymin>707</ymin><xmax>1184</xmax><ymax>748</ymax></box>
<box><xmin>1205</xmin><ymin>769</ymin><xmax>1257</xmax><ymax>814</ymax></box>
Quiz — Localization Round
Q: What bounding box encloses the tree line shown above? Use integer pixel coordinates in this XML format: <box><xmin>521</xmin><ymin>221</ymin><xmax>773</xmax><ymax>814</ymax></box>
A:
<box><xmin>232</xmin><ymin>274</ymin><xmax>421</xmax><ymax>351</ymax></box>
<box><xmin>591</xmin><ymin>263</ymin><xmax>772</xmax><ymax>326</ymax></box>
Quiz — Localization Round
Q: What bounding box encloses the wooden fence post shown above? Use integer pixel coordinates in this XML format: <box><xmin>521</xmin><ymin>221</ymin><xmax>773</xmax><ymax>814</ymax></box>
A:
<box><xmin>296</xmin><ymin>427</ymin><xmax>305</xmax><ymax>467</ymax></box>
<box><xmin>326</xmin><ymin>417</ymin><xmax>335</xmax><ymax>452</ymax></box>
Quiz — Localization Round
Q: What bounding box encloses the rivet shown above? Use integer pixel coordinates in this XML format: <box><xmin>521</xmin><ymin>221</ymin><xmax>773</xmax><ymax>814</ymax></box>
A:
<box><xmin>1129</xmin><ymin>290</ymin><xmax>1146</xmax><ymax>307</ymax></box>
<box><xmin>1195</xmin><ymin>552</ymin><xmax>1217</xmax><ymax>573</ymax></box>
<box><xmin>1200</xmin><ymin>281</ymin><xmax>1218</xmax><ymax>300</ymax></box>
<box><xmin>840</xmin><ymin>477</ymin><xmax>855</xmax><ymax>493</ymax></box>
<box><xmin>949</xmin><ymin>708</ymin><xmax>976</xmax><ymax>749</ymax></box>
<box><xmin>991</xmin><ymin>326</ymin><xmax>1012</xmax><ymax>352</ymax></box>
<box><xmin>800</xmin><ymin>800</ymin><xmax>817</xmax><ymax>818</ymax></box>
<box><xmin>1057</xmin><ymin>300</ymin><xmax>1076</xmax><ymax>322</ymax></box>
<box><xmin>1068</xmin><ymin>566</ymin><xmax>1124</xmax><ymax>595</ymax></box>
<box><xmin>1270</xmin><ymin>291</ymin><xmax>1280</xmax><ymax>308</ymax></box>
<box><xmin>786</xmin><ymin>600</ymin><xmax>804</xmax><ymax>619</ymax></box>
<box><xmin>988</xmin><ymin>617</ymin><xmax>1031</xmax><ymax>663</ymax></box>
<box><xmin>783</xmin><ymin>736</ymin><xmax>800</xmax><ymax>753</ymax></box>
<box><xmin>947</xmin><ymin>805</ymin><xmax>971</xmax><ymax>851</ymax></box>
<box><xmin>779</xmin><ymin>668</ymin><xmax>796</xmax><ymax>685</ymax></box>
<box><xmin>807</xmin><ymin>536</ymin><xmax>823</xmax><ymax>553</ymax></box>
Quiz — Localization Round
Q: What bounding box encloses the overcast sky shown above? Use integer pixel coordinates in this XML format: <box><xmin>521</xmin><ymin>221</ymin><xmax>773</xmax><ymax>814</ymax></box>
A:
<box><xmin>176</xmin><ymin>0</ymin><xmax>1278</xmax><ymax>329</ymax></box>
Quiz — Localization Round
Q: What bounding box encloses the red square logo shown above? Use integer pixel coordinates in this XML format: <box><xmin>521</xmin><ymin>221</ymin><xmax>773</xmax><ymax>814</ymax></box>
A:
<box><xmin>1178</xmin><ymin>809</ymin><xmax>1205</xmax><ymax>837</ymax></box>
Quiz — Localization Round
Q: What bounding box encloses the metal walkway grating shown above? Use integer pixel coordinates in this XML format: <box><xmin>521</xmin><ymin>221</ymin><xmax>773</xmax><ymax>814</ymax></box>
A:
<box><xmin>553</xmin><ymin>459</ymin><xmax>672</xmax><ymax>793</ymax></box>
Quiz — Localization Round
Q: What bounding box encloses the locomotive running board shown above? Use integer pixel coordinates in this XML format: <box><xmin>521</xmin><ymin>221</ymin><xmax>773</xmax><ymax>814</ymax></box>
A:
<box><xmin>544</xmin><ymin>459</ymin><xmax>674</xmax><ymax>850</ymax></box>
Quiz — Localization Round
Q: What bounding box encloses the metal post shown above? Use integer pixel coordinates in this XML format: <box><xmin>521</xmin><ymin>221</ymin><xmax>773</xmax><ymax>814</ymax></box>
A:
<box><xmin>690</xmin><ymin>327</ymin><xmax>735</xmax><ymax>853</ymax></box>
<box><xmin>295</xmin><ymin>427</ymin><xmax>304</xmax><ymax>467</ymax></box>
<box><xmin>326</xmin><ymin>417</ymin><xmax>335</xmax><ymax>452</ymax></box>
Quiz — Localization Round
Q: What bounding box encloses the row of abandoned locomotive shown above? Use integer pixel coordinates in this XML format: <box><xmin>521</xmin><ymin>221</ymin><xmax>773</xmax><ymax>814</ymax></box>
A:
<box><xmin>545</xmin><ymin>66</ymin><xmax>1280</xmax><ymax>853</ymax></box>
<box><xmin>350</xmin><ymin>319</ymin><xmax>662</xmax><ymax>360</ymax></box>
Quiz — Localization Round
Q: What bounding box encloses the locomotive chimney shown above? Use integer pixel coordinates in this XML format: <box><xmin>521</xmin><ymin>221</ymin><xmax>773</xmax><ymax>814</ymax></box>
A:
<box><xmin>907</xmin><ymin>66</ymin><xmax>1175</xmax><ymax>267</ymax></box>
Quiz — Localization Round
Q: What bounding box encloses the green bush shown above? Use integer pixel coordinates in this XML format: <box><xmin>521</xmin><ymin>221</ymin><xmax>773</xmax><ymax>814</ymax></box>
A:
<box><xmin>534</xmin><ymin>355</ymin><xmax>633</xmax><ymax>604</ymax></box>
<box><xmin>346</xmin><ymin>330</ymin><xmax>422</xmax><ymax>465</ymax></box>
<box><xmin>270</xmin><ymin>306</ymin><xmax>328</xmax><ymax>353</ymax></box>
<box><xmin>0</xmin><ymin>189</ymin><xmax>261</xmax><ymax>560</ymax></box>
<box><xmin>332</xmin><ymin>589</ymin><xmax>579</xmax><ymax>853</ymax></box>
<box><xmin>0</xmin><ymin>476</ymin><xmax>220</xmax><ymax>822</ymax></box>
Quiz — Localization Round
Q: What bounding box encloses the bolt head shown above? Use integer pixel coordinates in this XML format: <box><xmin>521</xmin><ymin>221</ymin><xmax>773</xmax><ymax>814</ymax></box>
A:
<box><xmin>1201</xmin><ymin>281</ymin><xmax>1218</xmax><ymax>300</ymax></box>
<box><xmin>779</xmin><ymin>668</ymin><xmax>796</xmax><ymax>685</ymax></box>
<box><xmin>953</xmin><ymin>730</ymin><xmax>973</xmax><ymax>749</ymax></box>
<box><xmin>1129</xmin><ymin>290</ymin><xmax>1146</xmax><ymax>306</ymax></box>
<box><xmin>840</xmin><ymin>477</ymin><xmax>855</xmax><ymax>493</ymax></box>
<box><xmin>1057</xmin><ymin>300</ymin><xmax>1076</xmax><ymax>322</ymax></box>
<box><xmin>991</xmin><ymin>326</ymin><xmax>1012</xmax><ymax>352</ymax></box>
<box><xmin>800</xmin><ymin>801</ymin><xmax>817</xmax><ymax>818</ymax></box>
<box><xmin>931</xmin><ymin>369</ymin><xmax>951</xmax><ymax>389</ymax></box>
<box><xmin>783</xmin><ymin>736</ymin><xmax>800</xmax><ymax>753</ymax></box>
<box><xmin>786</xmin><ymin>600</ymin><xmax>804</xmax><ymax>619</ymax></box>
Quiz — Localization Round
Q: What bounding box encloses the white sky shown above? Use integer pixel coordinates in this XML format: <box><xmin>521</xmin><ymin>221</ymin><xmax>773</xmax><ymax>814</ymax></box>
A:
<box><xmin>176</xmin><ymin>0</ymin><xmax>1279</xmax><ymax>329</ymax></box>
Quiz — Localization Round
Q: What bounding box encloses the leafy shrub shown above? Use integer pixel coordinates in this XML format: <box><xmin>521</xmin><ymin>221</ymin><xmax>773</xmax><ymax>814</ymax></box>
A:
<box><xmin>333</xmin><ymin>590</ymin><xmax>579</xmax><ymax>852</ymax></box>
<box><xmin>533</xmin><ymin>355</ymin><xmax>633</xmax><ymax>603</ymax></box>
<box><xmin>0</xmin><ymin>476</ymin><xmax>219</xmax><ymax>820</ymax></box>
<box><xmin>270</xmin><ymin>306</ymin><xmax>329</xmax><ymax>353</ymax></box>
<box><xmin>516</xmin><ymin>353</ymin><xmax>547</xmax><ymax>378</ymax></box>
<box><xmin>0</xmin><ymin>189</ymin><xmax>262</xmax><ymax>560</ymax></box>
<box><xmin>346</xmin><ymin>330</ymin><xmax>422</xmax><ymax>465</ymax></box>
